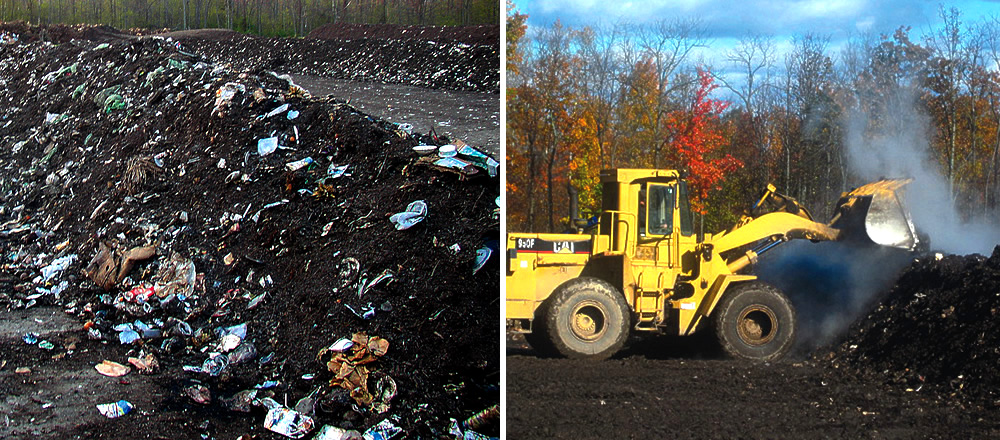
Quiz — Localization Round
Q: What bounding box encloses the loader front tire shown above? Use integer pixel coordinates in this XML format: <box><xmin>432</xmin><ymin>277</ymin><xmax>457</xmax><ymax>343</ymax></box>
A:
<box><xmin>714</xmin><ymin>282</ymin><xmax>795</xmax><ymax>362</ymax></box>
<box><xmin>545</xmin><ymin>277</ymin><xmax>630</xmax><ymax>360</ymax></box>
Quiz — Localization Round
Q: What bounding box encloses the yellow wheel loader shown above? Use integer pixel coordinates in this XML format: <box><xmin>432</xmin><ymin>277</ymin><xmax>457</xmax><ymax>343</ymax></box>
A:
<box><xmin>506</xmin><ymin>169</ymin><xmax>918</xmax><ymax>361</ymax></box>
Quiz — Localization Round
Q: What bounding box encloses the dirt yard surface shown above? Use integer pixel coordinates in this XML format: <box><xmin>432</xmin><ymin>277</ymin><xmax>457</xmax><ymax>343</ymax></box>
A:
<box><xmin>0</xmin><ymin>22</ymin><xmax>499</xmax><ymax>440</ymax></box>
<box><xmin>507</xmin><ymin>352</ymin><xmax>998</xmax><ymax>439</ymax></box>
<box><xmin>288</xmin><ymin>75</ymin><xmax>499</xmax><ymax>157</ymax></box>
<box><xmin>508</xmin><ymin>246</ymin><xmax>1000</xmax><ymax>438</ymax></box>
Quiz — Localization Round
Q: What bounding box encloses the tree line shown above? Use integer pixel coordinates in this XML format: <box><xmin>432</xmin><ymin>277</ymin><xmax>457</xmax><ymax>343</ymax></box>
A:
<box><xmin>0</xmin><ymin>0</ymin><xmax>500</xmax><ymax>37</ymax></box>
<box><xmin>506</xmin><ymin>4</ymin><xmax>1000</xmax><ymax>235</ymax></box>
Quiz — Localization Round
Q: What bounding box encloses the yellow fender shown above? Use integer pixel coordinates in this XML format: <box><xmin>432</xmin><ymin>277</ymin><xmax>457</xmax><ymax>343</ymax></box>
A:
<box><xmin>686</xmin><ymin>273</ymin><xmax>757</xmax><ymax>335</ymax></box>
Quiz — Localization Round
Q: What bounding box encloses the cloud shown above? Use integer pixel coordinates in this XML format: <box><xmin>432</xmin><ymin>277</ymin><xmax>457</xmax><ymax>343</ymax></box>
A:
<box><xmin>518</xmin><ymin>0</ymin><xmax>999</xmax><ymax>42</ymax></box>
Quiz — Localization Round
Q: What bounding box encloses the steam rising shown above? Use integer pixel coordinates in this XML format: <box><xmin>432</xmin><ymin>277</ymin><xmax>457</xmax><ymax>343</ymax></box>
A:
<box><xmin>756</xmin><ymin>85</ymin><xmax>1000</xmax><ymax>352</ymax></box>
<box><xmin>756</xmin><ymin>241</ymin><xmax>911</xmax><ymax>350</ymax></box>
<box><xmin>844</xmin><ymin>86</ymin><xmax>1000</xmax><ymax>255</ymax></box>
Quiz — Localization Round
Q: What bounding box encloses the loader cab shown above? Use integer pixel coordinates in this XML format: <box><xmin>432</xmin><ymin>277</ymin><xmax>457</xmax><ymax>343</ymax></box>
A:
<box><xmin>597</xmin><ymin>169</ymin><xmax>695</xmax><ymax>260</ymax></box>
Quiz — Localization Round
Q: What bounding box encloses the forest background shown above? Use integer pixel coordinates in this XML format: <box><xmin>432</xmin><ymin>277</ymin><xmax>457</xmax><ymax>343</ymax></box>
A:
<box><xmin>506</xmin><ymin>0</ymin><xmax>1000</xmax><ymax>238</ymax></box>
<box><xmin>0</xmin><ymin>0</ymin><xmax>500</xmax><ymax>36</ymax></box>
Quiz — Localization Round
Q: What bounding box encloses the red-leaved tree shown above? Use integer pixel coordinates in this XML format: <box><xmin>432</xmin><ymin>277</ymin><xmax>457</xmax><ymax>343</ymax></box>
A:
<box><xmin>665</xmin><ymin>68</ymin><xmax>743</xmax><ymax>212</ymax></box>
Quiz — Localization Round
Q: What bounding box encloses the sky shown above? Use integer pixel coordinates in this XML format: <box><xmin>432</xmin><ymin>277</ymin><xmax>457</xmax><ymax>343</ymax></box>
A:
<box><xmin>513</xmin><ymin>0</ymin><xmax>1000</xmax><ymax>39</ymax></box>
<box><xmin>511</xmin><ymin>0</ymin><xmax>1000</xmax><ymax>80</ymax></box>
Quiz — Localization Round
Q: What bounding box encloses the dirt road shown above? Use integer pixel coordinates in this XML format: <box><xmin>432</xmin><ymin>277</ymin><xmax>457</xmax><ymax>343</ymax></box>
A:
<box><xmin>289</xmin><ymin>75</ymin><xmax>500</xmax><ymax>158</ymax></box>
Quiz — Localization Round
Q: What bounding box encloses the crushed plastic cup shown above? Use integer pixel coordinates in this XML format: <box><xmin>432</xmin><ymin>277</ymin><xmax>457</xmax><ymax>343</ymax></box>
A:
<box><xmin>264</xmin><ymin>406</ymin><xmax>315</xmax><ymax>438</ymax></box>
<box><xmin>438</xmin><ymin>144</ymin><xmax>457</xmax><ymax>158</ymax></box>
<box><xmin>96</xmin><ymin>400</ymin><xmax>133</xmax><ymax>418</ymax></box>
<box><xmin>389</xmin><ymin>200</ymin><xmax>427</xmax><ymax>230</ymax></box>
<box><xmin>258</xmin><ymin>137</ymin><xmax>279</xmax><ymax>156</ymax></box>
<box><xmin>462</xmin><ymin>404</ymin><xmax>499</xmax><ymax>430</ymax></box>
<box><xmin>23</xmin><ymin>333</ymin><xmax>39</xmax><ymax>344</ymax></box>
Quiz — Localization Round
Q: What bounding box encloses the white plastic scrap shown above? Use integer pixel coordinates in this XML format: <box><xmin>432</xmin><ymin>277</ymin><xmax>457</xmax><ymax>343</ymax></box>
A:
<box><xmin>264</xmin><ymin>103</ymin><xmax>290</xmax><ymax>119</ymax></box>
<box><xmin>315</xmin><ymin>425</ymin><xmax>362</xmax><ymax>440</ymax></box>
<box><xmin>328</xmin><ymin>338</ymin><xmax>354</xmax><ymax>352</ymax></box>
<box><xmin>258</xmin><ymin>137</ymin><xmax>279</xmax><ymax>156</ymax></box>
<box><xmin>434</xmin><ymin>157</ymin><xmax>472</xmax><ymax>171</ymax></box>
<box><xmin>40</xmin><ymin>254</ymin><xmax>77</xmax><ymax>281</ymax></box>
<box><xmin>389</xmin><ymin>200</ymin><xmax>427</xmax><ymax>230</ymax></box>
<box><xmin>327</xmin><ymin>164</ymin><xmax>350</xmax><ymax>178</ymax></box>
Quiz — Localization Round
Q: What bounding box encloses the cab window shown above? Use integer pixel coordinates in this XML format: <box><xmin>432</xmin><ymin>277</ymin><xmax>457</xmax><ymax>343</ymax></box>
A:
<box><xmin>646</xmin><ymin>184</ymin><xmax>675</xmax><ymax>236</ymax></box>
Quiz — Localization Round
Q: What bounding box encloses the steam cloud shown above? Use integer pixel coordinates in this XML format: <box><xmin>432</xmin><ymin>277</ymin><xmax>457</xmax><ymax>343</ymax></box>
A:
<box><xmin>756</xmin><ymin>83</ymin><xmax>1000</xmax><ymax>352</ymax></box>
<box><xmin>844</xmin><ymin>86</ymin><xmax>1000</xmax><ymax>255</ymax></box>
<box><xmin>756</xmin><ymin>241</ymin><xmax>911</xmax><ymax>351</ymax></box>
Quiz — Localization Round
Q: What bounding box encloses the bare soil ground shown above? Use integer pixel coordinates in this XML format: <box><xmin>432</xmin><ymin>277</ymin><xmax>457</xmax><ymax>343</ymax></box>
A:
<box><xmin>508</xmin><ymin>247</ymin><xmax>1000</xmax><ymax>438</ymax></box>
<box><xmin>0</xmin><ymin>21</ymin><xmax>499</xmax><ymax>440</ymax></box>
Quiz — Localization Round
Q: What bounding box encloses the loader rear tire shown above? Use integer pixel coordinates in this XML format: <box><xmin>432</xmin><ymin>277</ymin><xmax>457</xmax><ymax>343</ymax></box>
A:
<box><xmin>714</xmin><ymin>281</ymin><xmax>795</xmax><ymax>362</ymax></box>
<box><xmin>545</xmin><ymin>277</ymin><xmax>631</xmax><ymax>360</ymax></box>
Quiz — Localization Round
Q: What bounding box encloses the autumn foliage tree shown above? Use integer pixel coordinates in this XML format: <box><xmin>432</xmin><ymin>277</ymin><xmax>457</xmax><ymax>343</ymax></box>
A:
<box><xmin>664</xmin><ymin>68</ymin><xmax>743</xmax><ymax>212</ymax></box>
<box><xmin>508</xmin><ymin>12</ymin><xmax>1000</xmax><ymax>234</ymax></box>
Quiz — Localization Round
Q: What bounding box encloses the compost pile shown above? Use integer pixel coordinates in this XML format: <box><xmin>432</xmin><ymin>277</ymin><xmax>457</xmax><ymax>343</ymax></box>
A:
<box><xmin>173</xmin><ymin>25</ymin><xmax>499</xmax><ymax>93</ymax></box>
<box><xmin>825</xmin><ymin>246</ymin><xmax>1000</xmax><ymax>402</ymax></box>
<box><xmin>307</xmin><ymin>23</ymin><xmax>499</xmax><ymax>46</ymax></box>
<box><xmin>0</xmin><ymin>26</ymin><xmax>498</xmax><ymax>439</ymax></box>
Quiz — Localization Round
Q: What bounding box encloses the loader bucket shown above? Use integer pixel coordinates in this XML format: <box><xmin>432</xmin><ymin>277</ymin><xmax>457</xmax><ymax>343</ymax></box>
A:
<box><xmin>831</xmin><ymin>179</ymin><xmax>919</xmax><ymax>251</ymax></box>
